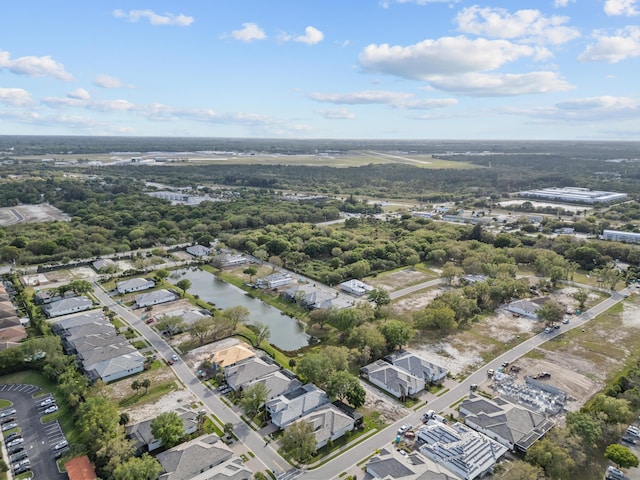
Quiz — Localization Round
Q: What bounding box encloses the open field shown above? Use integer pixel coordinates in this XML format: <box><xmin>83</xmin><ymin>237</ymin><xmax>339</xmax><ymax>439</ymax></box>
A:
<box><xmin>0</xmin><ymin>204</ymin><xmax>70</xmax><ymax>226</ymax></box>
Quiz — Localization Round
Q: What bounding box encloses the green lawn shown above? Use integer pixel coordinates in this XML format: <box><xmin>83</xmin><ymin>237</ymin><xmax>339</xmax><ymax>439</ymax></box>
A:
<box><xmin>117</xmin><ymin>380</ymin><xmax>179</xmax><ymax>408</ymax></box>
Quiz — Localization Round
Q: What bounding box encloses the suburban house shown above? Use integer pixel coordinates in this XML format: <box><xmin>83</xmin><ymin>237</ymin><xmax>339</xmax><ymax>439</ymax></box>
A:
<box><xmin>459</xmin><ymin>394</ymin><xmax>555</xmax><ymax>453</ymax></box>
<box><xmin>256</xmin><ymin>273</ymin><xmax>293</xmax><ymax>289</ymax></box>
<box><xmin>186</xmin><ymin>244</ymin><xmax>212</xmax><ymax>257</ymax></box>
<box><xmin>157</xmin><ymin>308</ymin><xmax>212</xmax><ymax>334</ymax></box>
<box><xmin>64</xmin><ymin>456</ymin><xmax>98</xmax><ymax>480</ymax></box>
<box><xmin>92</xmin><ymin>258</ymin><xmax>116</xmax><ymax>272</ymax></box>
<box><xmin>361</xmin><ymin>359</ymin><xmax>424</xmax><ymax>399</ymax></box>
<box><xmin>85</xmin><ymin>352</ymin><xmax>145</xmax><ymax>383</ymax></box>
<box><xmin>241</xmin><ymin>370</ymin><xmax>302</xmax><ymax>402</ymax></box>
<box><xmin>266</xmin><ymin>383</ymin><xmax>330</xmax><ymax>429</ymax></box>
<box><xmin>210</xmin><ymin>343</ymin><xmax>256</xmax><ymax>371</ymax></box>
<box><xmin>223</xmin><ymin>356</ymin><xmax>280</xmax><ymax>391</ymax></box>
<box><xmin>116</xmin><ymin>278</ymin><xmax>156</xmax><ymax>294</ymax></box>
<box><xmin>293</xmin><ymin>403</ymin><xmax>355</xmax><ymax>449</ymax></box>
<box><xmin>126</xmin><ymin>406</ymin><xmax>199</xmax><ymax>453</ymax></box>
<box><xmin>282</xmin><ymin>284</ymin><xmax>339</xmax><ymax>310</ymax></box>
<box><xmin>156</xmin><ymin>434</ymin><xmax>251</xmax><ymax>480</ymax></box>
<box><xmin>0</xmin><ymin>284</ymin><xmax>26</xmax><ymax>348</ymax></box>
<box><xmin>33</xmin><ymin>289</ymin><xmax>76</xmax><ymax>305</ymax></box>
<box><xmin>506</xmin><ymin>298</ymin><xmax>548</xmax><ymax>319</ymax></box>
<box><xmin>135</xmin><ymin>289</ymin><xmax>178</xmax><ymax>308</ymax></box>
<box><xmin>384</xmin><ymin>351</ymin><xmax>447</xmax><ymax>385</ymax></box>
<box><xmin>417</xmin><ymin>421</ymin><xmax>508</xmax><ymax>480</ymax></box>
<box><xmin>366</xmin><ymin>447</ymin><xmax>462</xmax><ymax>480</ymax></box>
<box><xmin>214</xmin><ymin>254</ymin><xmax>248</xmax><ymax>267</ymax></box>
<box><xmin>42</xmin><ymin>296</ymin><xmax>93</xmax><ymax>318</ymax></box>
<box><xmin>340</xmin><ymin>279</ymin><xmax>374</xmax><ymax>296</ymax></box>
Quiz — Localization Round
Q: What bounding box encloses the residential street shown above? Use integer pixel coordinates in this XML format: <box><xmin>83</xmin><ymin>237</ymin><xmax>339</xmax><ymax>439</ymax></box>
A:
<box><xmin>92</xmin><ymin>279</ymin><xmax>630</xmax><ymax>480</ymax></box>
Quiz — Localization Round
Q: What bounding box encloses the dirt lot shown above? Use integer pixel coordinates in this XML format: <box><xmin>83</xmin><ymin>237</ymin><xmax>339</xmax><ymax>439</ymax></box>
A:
<box><xmin>0</xmin><ymin>203</ymin><xmax>70</xmax><ymax>226</ymax></box>
<box><xmin>368</xmin><ymin>267</ymin><xmax>437</xmax><ymax>293</ymax></box>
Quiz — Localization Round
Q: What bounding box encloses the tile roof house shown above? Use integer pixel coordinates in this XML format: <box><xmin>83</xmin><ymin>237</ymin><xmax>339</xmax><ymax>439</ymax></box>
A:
<box><xmin>126</xmin><ymin>406</ymin><xmax>199</xmax><ymax>453</ymax></box>
<box><xmin>417</xmin><ymin>421</ymin><xmax>508</xmax><ymax>480</ymax></box>
<box><xmin>135</xmin><ymin>289</ymin><xmax>178</xmax><ymax>308</ymax></box>
<box><xmin>210</xmin><ymin>343</ymin><xmax>256</xmax><ymax>369</ymax></box>
<box><xmin>42</xmin><ymin>296</ymin><xmax>93</xmax><ymax>318</ymax></box>
<box><xmin>294</xmin><ymin>403</ymin><xmax>355</xmax><ymax>449</ymax></box>
<box><xmin>0</xmin><ymin>325</ymin><xmax>27</xmax><ymax>350</ymax></box>
<box><xmin>266</xmin><ymin>383</ymin><xmax>330</xmax><ymax>429</ymax></box>
<box><xmin>385</xmin><ymin>350</ymin><xmax>447</xmax><ymax>384</ymax></box>
<box><xmin>116</xmin><ymin>277</ymin><xmax>156</xmax><ymax>294</ymax></box>
<box><xmin>157</xmin><ymin>434</ymin><xmax>251</xmax><ymax>480</ymax></box>
<box><xmin>361</xmin><ymin>359</ymin><xmax>424</xmax><ymax>399</ymax></box>
<box><xmin>340</xmin><ymin>279</ymin><xmax>374</xmax><ymax>296</ymax></box>
<box><xmin>223</xmin><ymin>356</ymin><xmax>280</xmax><ymax>391</ymax></box>
<box><xmin>65</xmin><ymin>455</ymin><xmax>98</xmax><ymax>480</ymax></box>
<box><xmin>459</xmin><ymin>394</ymin><xmax>555</xmax><ymax>453</ymax></box>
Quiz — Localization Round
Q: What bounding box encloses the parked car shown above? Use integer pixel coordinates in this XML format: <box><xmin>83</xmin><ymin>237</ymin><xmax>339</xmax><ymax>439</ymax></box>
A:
<box><xmin>44</xmin><ymin>405</ymin><xmax>59</xmax><ymax>414</ymax></box>
<box><xmin>5</xmin><ymin>432</ymin><xmax>21</xmax><ymax>442</ymax></box>
<box><xmin>622</xmin><ymin>436</ymin><xmax>637</xmax><ymax>445</ymax></box>
<box><xmin>6</xmin><ymin>437</ymin><xmax>24</xmax><ymax>448</ymax></box>
<box><xmin>13</xmin><ymin>464</ymin><xmax>31</xmax><ymax>475</ymax></box>
<box><xmin>8</xmin><ymin>445</ymin><xmax>24</xmax><ymax>455</ymax></box>
<box><xmin>11</xmin><ymin>451</ymin><xmax>28</xmax><ymax>462</ymax></box>
<box><xmin>2</xmin><ymin>422</ymin><xmax>18</xmax><ymax>431</ymax></box>
<box><xmin>39</xmin><ymin>397</ymin><xmax>55</xmax><ymax>407</ymax></box>
<box><xmin>562</xmin><ymin>317</ymin><xmax>569</xmax><ymax>324</ymax></box>
<box><xmin>54</xmin><ymin>440</ymin><xmax>68</xmax><ymax>450</ymax></box>
<box><xmin>397</xmin><ymin>424</ymin><xmax>413</xmax><ymax>435</ymax></box>
<box><xmin>470</xmin><ymin>384</ymin><xmax>478</xmax><ymax>391</ymax></box>
<box><xmin>544</xmin><ymin>327</ymin><xmax>552</xmax><ymax>333</ymax></box>
<box><xmin>1</xmin><ymin>416</ymin><xmax>16</xmax><ymax>424</ymax></box>
<box><xmin>487</xmin><ymin>369</ymin><xmax>495</xmax><ymax>376</ymax></box>
<box><xmin>171</xmin><ymin>354</ymin><xmax>179</xmax><ymax>362</ymax></box>
<box><xmin>0</xmin><ymin>408</ymin><xmax>16</xmax><ymax>418</ymax></box>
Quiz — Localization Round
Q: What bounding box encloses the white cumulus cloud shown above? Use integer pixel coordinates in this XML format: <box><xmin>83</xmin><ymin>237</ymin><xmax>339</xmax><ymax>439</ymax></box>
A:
<box><xmin>68</xmin><ymin>88</ymin><xmax>90</xmax><ymax>100</ymax></box>
<box><xmin>294</xmin><ymin>26</ymin><xmax>324</xmax><ymax>45</ymax></box>
<box><xmin>0</xmin><ymin>88</ymin><xmax>32</xmax><ymax>106</ymax></box>
<box><xmin>113</xmin><ymin>9</ymin><xmax>194</xmax><ymax>26</ymax></box>
<box><xmin>230</xmin><ymin>23</ymin><xmax>267</xmax><ymax>42</ymax></box>
<box><xmin>380</xmin><ymin>0</ymin><xmax>459</xmax><ymax>7</ymax></box>
<box><xmin>604</xmin><ymin>0</ymin><xmax>639</xmax><ymax>16</ymax></box>
<box><xmin>309</xmin><ymin>90</ymin><xmax>415</xmax><ymax>105</ymax></box>
<box><xmin>315</xmin><ymin>108</ymin><xmax>355</xmax><ymax>119</ymax></box>
<box><xmin>578</xmin><ymin>26</ymin><xmax>640</xmax><ymax>62</ymax></box>
<box><xmin>554</xmin><ymin>0</ymin><xmax>575</xmax><ymax>6</ymax></box>
<box><xmin>0</xmin><ymin>50</ymin><xmax>73</xmax><ymax>81</ymax></box>
<box><xmin>426</xmin><ymin>71</ymin><xmax>574</xmax><ymax>96</ymax></box>
<box><xmin>359</xmin><ymin>36</ymin><xmax>548</xmax><ymax>79</ymax></box>
<box><xmin>455</xmin><ymin>6</ymin><xmax>580</xmax><ymax>45</ymax></box>
<box><xmin>94</xmin><ymin>74</ymin><xmax>133</xmax><ymax>89</ymax></box>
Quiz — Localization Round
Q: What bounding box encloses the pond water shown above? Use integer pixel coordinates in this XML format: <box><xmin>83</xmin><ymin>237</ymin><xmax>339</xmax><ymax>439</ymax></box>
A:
<box><xmin>169</xmin><ymin>268</ymin><xmax>309</xmax><ymax>351</ymax></box>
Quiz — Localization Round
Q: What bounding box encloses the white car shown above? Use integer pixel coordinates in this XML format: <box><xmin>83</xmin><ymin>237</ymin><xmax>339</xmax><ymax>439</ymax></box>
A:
<box><xmin>2</xmin><ymin>422</ymin><xmax>18</xmax><ymax>431</ymax></box>
<box><xmin>44</xmin><ymin>405</ymin><xmax>59</xmax><ymax>414</ymax></box>
<box><xmin>171</xmin><ymin>354</ymin><xmax>179</xmax><ymax>362</ymax></box>
<box><xmin>53</xmin><ymin>440</ymin><xmax>68</xmax><ymax>450</ymax></box>
<box><xmin>39</xmin><ymin>397</ymin><xmax>55</xmax><ymax>407</ymax></box>
<box><xmin>0</xmin><ymin>408</ymin><xmax>16</xmax><ymax>418</ymax></box>
<box><xmin>7</xmin><ymin>438</ymin><xmax>24</xmax><ymax>448</ymax></box>
<box><xmin>397</xmin><ymin>424</ymin><xmax>413</xmax><ymax>435</ymax></box>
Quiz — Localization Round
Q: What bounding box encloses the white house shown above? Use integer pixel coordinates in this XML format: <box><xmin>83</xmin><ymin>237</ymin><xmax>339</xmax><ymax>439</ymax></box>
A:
<box><xmin>266</xmin><ymin>384</ymin><xmax>330</xmax><ymax>429</ymax></box>
<box><xmin>256</xmin><ymin>273</ymin><xmax>293</xmax><ymax>289</ymax></box>
<box><xmin>126</xmin><ymin>406</ymin><xmax>199</xmax><ymax>452</ymax></box>
<box><xmin>361</xmin><ymin>359</ymin><xmax>424</xmax><ymax>398</ymax></box>
<box><xmin>135</xmin><ymin>289</ymin><xmax>178</xmax><ymax>308</ymax></box>
<box><xmin>340</xmin><ymin>279</ymin><xmax>374</xmax><ymax>297</ymax></box>
<box><xmin>86</xmin><ymin>351</ymin><xmax>145</xmax><ymax>383</ymax></box>
<box><xmin>92</xmin><ymin>258</ymin><xmax>116</xmax><ymax>272</ymax></box>
<box><xmin>42</xmin><ymin>296</ymin><xmax>93</xmax><ymax>318</ymax></box>
<box><xmin>215</xmin><ymin>254</ymin><xmax>248</xmax><ymax>267</ymax></box>
<box><xmin>385</xmin><ymin>351</ymin><xmax>447</xmax><ymax>384</ymax></box>
<box><xmin>117</xmin><ymin>278</ymin><xmax>156</xmax><ymax>294</ymax></box>
<box><xmin>223</xmin><ymin>356</ymin><xmax>280</xmax><ymax>391</ymax></box>
<box><xmin>186</xmin><ymin>244</ymin><xmax>212</xmax><ymax>257</ymax></box>
<box><xmin>506</xmin><ymin>298</ymin><xmax>547</xmax><ymax>319</ymax></box>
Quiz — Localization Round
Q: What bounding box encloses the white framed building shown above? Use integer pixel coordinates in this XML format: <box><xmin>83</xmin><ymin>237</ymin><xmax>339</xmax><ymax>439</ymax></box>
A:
<box><xmin>340</xmin><ymin>279</ymin><xmax>374</xmax><ymax>296</ymax></box>
<box><xmin>518</xmin><ymin>187</ymin><xmax>627</xmax><ymax>204</ymax></box>
<box><xmin>135</xmin><ymin>289</ymin><xmax>178</xmax><ymax>308</ymax></box>
<box><xmin>603</xmin><ymin>229</ymin><xmax>640</xmax><ymax>244</ymax></box>
<box><xmin>117</xmin><ymin>278</ymin><xmax>156</xmax><ymax>294</ymax></box>
<box><xmin>256</xmin><ymin>273</ymin><xmax>293</xmax><ymax>289</ymax></box>
<box><xmin>42</xmin><ymin>296</ymin><xmax>93</xmax><ymax>318</ymax></box>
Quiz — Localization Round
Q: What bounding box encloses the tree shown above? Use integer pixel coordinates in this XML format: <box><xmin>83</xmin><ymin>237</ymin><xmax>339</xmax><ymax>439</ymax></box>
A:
<box><xmin>189</xmin><ymin>316</ymin><xmax>216</xmax><ymax>345</ymax></box>
<box><xmin>281</xmin><ymin>420</ymin><xmax>317</xmax><ymax>463</ymax></box>
<box><xmin>416</xmin><ymin>305</ymin><xmax>457</xmax><ymax>334</ymax></box>
<box><xmin>60</xmin><ymin>279</ymin><xmax>93</xmax><ymax>295</ymax></box>
<box><xmin>222</xmin><ymin>305</ymin><xmax>250</xmax><ymax>329</ymax></box>
<box><xmin>326</xmin><ymin>371</ymin><xmax>366</xmax><ymax>408</ymax></box>
<box><xmin>140</xmin><ymin>378</ymin><xmax>151</xmax><ymax>394</ymax></box>
<box><xmin>156</xmin><ymin>315</ymin><xmax>186</xmax><ymax>337</ymax></box>
<box><xmin>536</xmin><ymin>299</ymin><xmax>565</xmax><ymax>327</ymax></box>
<box><xmin>572</xmin><ymin>289</ymin><xmax>588</xmax><ymax>311</ymax></box>
<box><xmin>442</xmin><ymin>262</ymin><xmax>464</xmax><ymax>286</ymax></box>
<box><xmin>502</xmin><ymin>461</ymin><xmax>543</xmax><ymax>480</ymax></box>
<box><xmin>566</xmin><ymin>411</ymin><xmax>602</xmax><ymax>447</ymax></box>
<box><xmin>113</xmin><ymin>453</ymin><xmax>163</xmax><ymax>480</ymax></box>
<box><xmin>176</xmin><ymin>279</ymin><xmax>192</xmax><ymax>295</ymax></box>
<box><xmin>119</xmin><ymin>412</ymin><xmax>130</xmax><ymax>426</ymax></box>
<box><xmin>131</xmin><ymin>379</ymin><xmax>141</xmax><ymax>394</ymax></box>
<box><xmin>240</xmin><ymin>382</ymin><xmax>269</xmax><ymax>418</ymax></box>
<box><xmin>297</xmin><ymin>353</ymin><xmax>334</xmax><ymax>386</ymax></box>
<box><xmin>223</xmin><ymin>422</ymin><xmax>234</xmax><ymax>437</ymax></box>
<box><xmin>605</xmin><ymin>443</ymin><xmax>639</xmax><ymax>469</ymax></box>
<box><xmin>368</xmin><ymin>288</ymin><xmax>391</xmax><ymax>308</ymax></box>
<box><xmin>243</xmin><ymin>266</ymin><xmax>257</xmax><ymax>283</ymax></box>
<box><xmin>526</xmin><ymin>437</ymin><xmax>575</xmax><ymax>479</ymax></box>
<box><xmin>151</xmin><ymin>411</ymin><xmax>184</xmax><ymax>448</ymax></box>
<box><xmin>253</xmin><ymin>321</ymin><xmax>271</xmax><ymax>345</ymax></box>
<box><xmin>379</xmin><ymin>320</ymin><xmax>413</xmax><ymax>351</ymax></box>
<box><xmin>586</xmin><ymin>394</ymin><xmax>632</xmax><ymax>424</ymax></box>
<box><xmin>156</xmin><ymin>269</ymin><xmax>169</xmax><ymax>281</ymax></box>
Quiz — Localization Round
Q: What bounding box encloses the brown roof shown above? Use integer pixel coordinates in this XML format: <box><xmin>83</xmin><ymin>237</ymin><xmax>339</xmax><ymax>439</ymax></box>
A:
<box><xmin>65</xmin><ymin>456</ymin><xmax>98</xmax><ymax>480</ymax></box>
<box><xmin>0</xmin><ymin>325</ymin><xmax>27</xmax><ymax>343</ymax></box>
<box><xmin>211</xmin><ymin>343</ymin><xmax>255</xmax><ymax>368</ymax></box>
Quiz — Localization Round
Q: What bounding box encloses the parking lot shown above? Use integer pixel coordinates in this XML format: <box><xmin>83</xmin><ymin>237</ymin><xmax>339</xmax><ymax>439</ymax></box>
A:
<box><xmin>1</xmin><ymin>383</ymin><xmax>68</xmax><ymax>479</ymax></box>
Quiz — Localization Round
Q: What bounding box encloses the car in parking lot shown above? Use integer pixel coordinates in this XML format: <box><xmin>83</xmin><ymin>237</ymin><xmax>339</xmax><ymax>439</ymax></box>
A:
<box><xmin>0</xmin><ymin>408</ymin><xmax>16</xmax><ymax>417</ymax></box>
<box><xmin>11</xmin><ymin>451</ymin><xmax>28</xmax><ymax>462</ymax></box>
<box><xmin>8</xmin><ymin>445</ymin><xmax>24</xmax><ymax>455</ymax></box>
<box><xmin>54</xmin><ymin>448</ymin><xmax>68</xmax><ymax>459</ymax></box>
<box><xmin>13</xmin><ymin>464</ymin><xmax>31</xmax><ymax>475</ymax></box>
<box><xmin>1</xmin><ymin>415</ymin><xmax>16</xmax><ymax>424</ymax></box>
<box><xmin>2</xmin><ymin>422</ymin><xmax>18</xmax><ymax>431</ymax></box>
<box><xmin>5</xmin><ymin>432</ymin><xmax>21</xmax><ymax>442</ymax></box>
<box><xmin>44</xmin><ymin>405</ymin><xmax>59</xmax><ymax>414</ymax></box>
<box><xmin>622</xmin><ymin>436</ymin><xmax>637</xmax><ymax>445</ymax></box>
<box><xmin>6</xmin><ymin>437</ymin><xmax>24</xmax><ymax>448</ymax></box>
<box><xmin>39</xmin><ymin>397</ymin><xmax>55</xmax><ymax>407</ymax></box>
<box><xmin>54</xmin><ymin>439</ymin><xmax>68</xmax><ymax>450</ymax></box>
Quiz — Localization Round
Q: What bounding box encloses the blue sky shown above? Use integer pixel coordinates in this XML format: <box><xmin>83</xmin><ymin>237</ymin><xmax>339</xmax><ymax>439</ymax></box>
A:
<box><xmin>1</xmin><ymin>0</ymin><xmax>639</xmax><ymax>140</ymax></box>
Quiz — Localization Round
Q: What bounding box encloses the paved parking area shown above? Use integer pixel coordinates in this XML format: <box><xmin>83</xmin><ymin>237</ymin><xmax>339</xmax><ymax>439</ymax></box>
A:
<box><xmin>0</xmin><ymin>384</ymin><xmax>68</xmax><ymax>479</ymax></box>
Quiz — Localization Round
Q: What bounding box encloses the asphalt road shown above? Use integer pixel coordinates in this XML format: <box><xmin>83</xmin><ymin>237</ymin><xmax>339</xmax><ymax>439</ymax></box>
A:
<box><xmin>91</xmin><ymin>279</ymin><xmax>629</xmax><ymax>480</ymax></box>
<box><xmin>389</xmin><ymin>278</ymin><xmax>444</xmax><ymax>300</ymax></box>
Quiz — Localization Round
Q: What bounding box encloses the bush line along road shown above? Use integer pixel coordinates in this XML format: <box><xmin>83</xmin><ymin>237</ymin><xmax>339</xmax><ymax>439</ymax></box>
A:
<box><xmin>93</xmin><ymin>277</ymin><xmax>630</xmax><ymax>479</ymax></box>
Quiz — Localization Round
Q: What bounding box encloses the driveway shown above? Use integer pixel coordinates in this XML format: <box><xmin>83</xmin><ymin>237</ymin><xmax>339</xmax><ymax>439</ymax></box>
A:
<box><xmin>0</xmin><ymin>384</ymin><xmax>68</xmax><ymax>480</ymax></box>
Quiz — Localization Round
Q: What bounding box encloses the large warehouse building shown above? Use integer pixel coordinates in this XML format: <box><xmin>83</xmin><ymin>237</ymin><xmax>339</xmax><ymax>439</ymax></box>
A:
<box><xmin>518</xmin><ymin>187</ymin><xmax>627</xmax><ymax>204</ymax></box>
